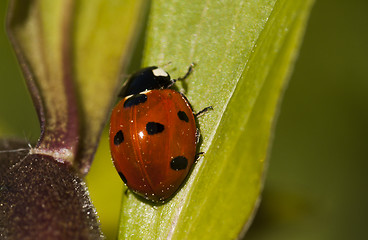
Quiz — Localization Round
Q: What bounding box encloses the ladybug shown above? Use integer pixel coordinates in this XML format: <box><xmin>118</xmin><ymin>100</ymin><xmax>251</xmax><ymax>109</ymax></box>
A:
<box><xmin>109</xmin><ymin>64</ymin><xmax>211</xmax><ymax>202</ymax></box>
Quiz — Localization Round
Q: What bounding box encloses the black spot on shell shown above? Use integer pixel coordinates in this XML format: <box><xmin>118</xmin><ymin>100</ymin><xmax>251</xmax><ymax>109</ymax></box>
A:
<box><xmin>114</xmin><ymin>130</ymin><xmax>124</xmax><ymax>145</ymax></box>
<box><xmin>170</xmin><ymin>156</ymin><xmax>188</xmax><ymax>171</ymax></box>
<box><xmin>146</xmin><ymin>122</ymin><xmax>165</xmax><ymax>135</ymax></box>
<box><xmin>177</xmin><ymin>111</ymin><xmax>189</xmax><ymax>122</ymax></box>
<box><xmin>118</xmin><ymin>172</ymin><xmax>127</xmax><ymax>184</ymax></box>
<box><xmin>124</xmin><ymin>94</ymin><xmax>147</xmax><ymax>108</ymax></box>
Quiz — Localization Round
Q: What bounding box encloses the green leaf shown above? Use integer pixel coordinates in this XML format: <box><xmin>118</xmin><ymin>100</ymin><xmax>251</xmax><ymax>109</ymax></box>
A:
<box><xmin>115</xmin><ymin>0</ymin><xmax>315</xmax><ymax>239</ymax></box>
<box><xmin>73</xmin><ymin>0</ymin><xmax>149</xmax><ymax>174</ymax></box>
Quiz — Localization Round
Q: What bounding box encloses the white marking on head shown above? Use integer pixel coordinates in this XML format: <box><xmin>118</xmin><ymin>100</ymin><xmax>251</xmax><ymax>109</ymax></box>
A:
<box><xmin>124</xmin><ymin>94</ymin><xmax>134</xmax><ymax>100</ymax></box>
<box><xmin>140</xmin><ymin>89</ymin><xmax>151</xmax><ymax>94</ymax></box>
<box><xmin>152</xmin><ymin>68</ymin><xmax>168</xmax><ymax>77</ymax></box>
<box><xmin>124</xmin><ymin>90</ymin><xmax>151</xmax><ymax>101</ymax></box>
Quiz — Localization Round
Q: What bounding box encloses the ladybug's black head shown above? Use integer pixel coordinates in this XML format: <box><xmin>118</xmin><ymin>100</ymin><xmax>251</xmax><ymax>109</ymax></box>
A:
<box><xmin>119</xmin><ymin>66</ymin><xmax>172</xmax><ymax>97</ymax></box>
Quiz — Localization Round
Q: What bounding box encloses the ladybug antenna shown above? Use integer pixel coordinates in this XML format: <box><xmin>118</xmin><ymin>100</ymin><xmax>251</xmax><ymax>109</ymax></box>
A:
<box><xmin>177</xmin><ymin>63</ymin><xmax>195</xmax><ymax>81</ymax></box>
<box><xmin>162</xmin><ymin>61</ymin><xmax>173</xmax><ymax>68</ymax></box>
<box><xmin>169</xmin><ymin>63</ymin><xmax>196</xmax><ymax>87</ymax></box>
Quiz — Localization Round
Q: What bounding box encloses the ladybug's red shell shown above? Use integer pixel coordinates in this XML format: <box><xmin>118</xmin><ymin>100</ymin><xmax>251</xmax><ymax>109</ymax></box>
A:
<box><xmin>109</xmin><ymin>89</ymin><xmax>197</xmax><ymax>202</ymax></box>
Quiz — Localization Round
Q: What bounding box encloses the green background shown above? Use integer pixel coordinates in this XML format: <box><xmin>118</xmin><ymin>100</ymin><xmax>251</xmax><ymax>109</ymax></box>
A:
<box><xmin>0</xmin><ymin>0</ymin><xmax>367</xmax><ymax>239</ymax></box>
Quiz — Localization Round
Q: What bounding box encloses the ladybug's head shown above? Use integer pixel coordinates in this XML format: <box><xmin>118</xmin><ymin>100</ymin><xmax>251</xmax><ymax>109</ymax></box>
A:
<box><xmin>119</xmin><ymin>67</ymin><xmax>172</xmax><ymax>97</ymax></box>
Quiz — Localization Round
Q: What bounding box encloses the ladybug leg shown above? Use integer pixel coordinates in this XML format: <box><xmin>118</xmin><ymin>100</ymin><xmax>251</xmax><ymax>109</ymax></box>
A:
<box><xmin>194</xmin><ymin>129</ymin><xmax>205</xmax><ymax>161</ymax></box>
<box><xmin>195</xmin><ymin>128</ymin><xmax>204</xmax><ymax>161</ymax></box>
<box><xmin>195</xmin><ymin>128</ymin><xmax>201</xmax><ymax>144</ymax></box>
<box><xmin>124</xmin><ymin>188</ymin><xmax>129</xmax><ymax>196</ymax></box>
<box><xmin>168</xmin><ymin>63</ymin><xmax>196</xmax><ymax>87</ymax></box>
<box><xmin>194</xmin><ymin>106</ymin><xmax>213</xmax><ymax>118</ymax></box>
<box><xmin>194</xmin><ymin>105</ymin><xmax>212</xmax><ymax>161</ymax></box>
<box><xmin>194</xmin><ymin>105</ymin><xmax>213</xmax><ymax>145</ymax></box>
<box><xmin>195</xmin><ymin>151</ymin><xmax>205</xmax><ymax>161</ymax></box>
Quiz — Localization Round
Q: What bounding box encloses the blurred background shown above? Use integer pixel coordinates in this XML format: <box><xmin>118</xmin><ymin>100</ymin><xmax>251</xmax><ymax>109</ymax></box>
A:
<box><xmin>1</xmin><ymin>0</ymin><xmax>367</xmax><ymax>239</ymax></box>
